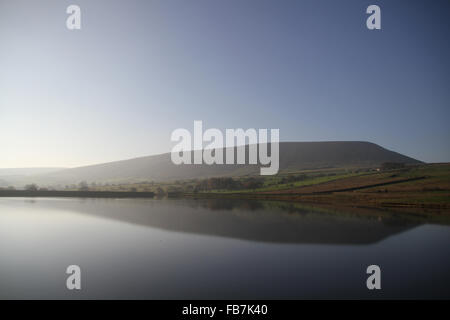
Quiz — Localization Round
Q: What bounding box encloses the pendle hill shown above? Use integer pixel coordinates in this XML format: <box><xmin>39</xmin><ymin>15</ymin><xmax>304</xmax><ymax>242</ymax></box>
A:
<box><xmin>0</xmin><ymin>141</ymin><xmax>421</xmax><ymax>188</ymax></box>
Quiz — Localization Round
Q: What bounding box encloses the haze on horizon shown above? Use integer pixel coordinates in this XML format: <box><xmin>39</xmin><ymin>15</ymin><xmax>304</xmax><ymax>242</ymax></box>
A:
<box><xmin>1</xmin><ymin>0</ymin><xmax>449</xmax><ymax>168</ymax></box>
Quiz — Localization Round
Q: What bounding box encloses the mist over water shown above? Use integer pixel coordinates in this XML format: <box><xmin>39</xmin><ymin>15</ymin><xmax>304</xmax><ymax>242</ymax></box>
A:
<box><xmin>0</xmin><ymin>197</ymin><xmax>449</xmax><ymax>299</ymax></box>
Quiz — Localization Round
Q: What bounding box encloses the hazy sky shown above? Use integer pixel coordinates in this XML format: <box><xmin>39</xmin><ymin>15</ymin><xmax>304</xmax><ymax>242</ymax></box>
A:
<box><xmin>0</xmin><ymin>0</ymin><xmax>449</xmax><ymax>168</ymax></box>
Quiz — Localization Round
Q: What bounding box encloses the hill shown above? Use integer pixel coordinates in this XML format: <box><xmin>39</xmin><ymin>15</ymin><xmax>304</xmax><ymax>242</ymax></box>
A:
<box><xmin>0</xmin><ymin>168</ymin><xmax>66</xmax><ymax>187</ymax></box>
<box><xmin>0</xmin><ymin>167</ymin><xmax>65</xmax><ymax>176</ymax></box>
<box><xmin>0</xmin><ymin>141</ymin><xmax>421</xmax><ymax>187</ymax></box>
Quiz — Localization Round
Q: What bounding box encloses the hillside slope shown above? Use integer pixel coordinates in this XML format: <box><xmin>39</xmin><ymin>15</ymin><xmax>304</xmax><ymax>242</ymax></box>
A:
<box><xmin>3</xmin><ymin>141</ymin><xmax>421</xmax><ymax>186</ymax></box>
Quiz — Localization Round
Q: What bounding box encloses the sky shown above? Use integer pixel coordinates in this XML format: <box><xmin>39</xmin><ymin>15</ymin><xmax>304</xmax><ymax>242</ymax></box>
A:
<box><xmin>0</xmin><ymin>0</ymin><xmax>449</xmax><ymax>168</ymax></box>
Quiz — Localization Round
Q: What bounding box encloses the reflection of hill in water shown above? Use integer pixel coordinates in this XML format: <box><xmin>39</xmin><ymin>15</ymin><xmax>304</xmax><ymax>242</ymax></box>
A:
<box><xmin>22</xmin><ymin>198</ymin><xmax>422</xmax><ymax>245</ymax></box>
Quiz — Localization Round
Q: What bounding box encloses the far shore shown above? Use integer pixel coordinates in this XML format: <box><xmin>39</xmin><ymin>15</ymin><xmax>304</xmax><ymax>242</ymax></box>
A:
<box><xmin>1</xmin><ymin>188</ymin><xmax>448</xmax><ymax>216</ymax></box>
<box><xmin>1</xmin><ymin>163</ymin><xmax>448</xmax><ymax>215</ymax></box>
<box><xmin>182</xmin><ymin>191</ymin><xmax>450</xmax><ymax>215</ymax></box>
<box><xmin>0</xmin><ymin>190</ymin><xmax>155</xmax><ymax>198</ymax></box>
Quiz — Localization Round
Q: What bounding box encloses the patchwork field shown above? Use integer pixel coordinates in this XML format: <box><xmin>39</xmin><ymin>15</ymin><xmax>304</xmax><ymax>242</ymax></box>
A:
<box><xmin>185</xmin><ymin>163</ymin><xmax>450</xmax><ymax>214</ymax></box>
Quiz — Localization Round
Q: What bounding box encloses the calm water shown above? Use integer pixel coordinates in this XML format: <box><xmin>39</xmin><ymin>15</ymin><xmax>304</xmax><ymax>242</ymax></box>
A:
<box><xmin>0</xmin><ymin>197</ymin><xmax>449</xmax><ymax>299</ymax></box>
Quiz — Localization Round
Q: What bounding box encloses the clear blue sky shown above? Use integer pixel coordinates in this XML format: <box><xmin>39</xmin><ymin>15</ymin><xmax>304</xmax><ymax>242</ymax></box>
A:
<box><xmin>0</xmin><ymin>0</ymin><xmax>449</xmax><ymax>167</ymax></box>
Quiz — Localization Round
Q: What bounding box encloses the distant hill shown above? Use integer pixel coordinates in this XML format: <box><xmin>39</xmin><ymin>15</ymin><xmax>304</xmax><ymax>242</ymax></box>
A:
<box><xmin>0</xmin><ymin>168</ymin><xmax>66</xmax><ymax>187</ymax></box>
<box><xmin>0</xmin><ymin>142</ymin><xmax>422</xmax><ymax>187</ymax></box>
<box><xmin>0</xmin><ymin>167</ymin><xmax>65</xmax><ymax>176</ymax></box>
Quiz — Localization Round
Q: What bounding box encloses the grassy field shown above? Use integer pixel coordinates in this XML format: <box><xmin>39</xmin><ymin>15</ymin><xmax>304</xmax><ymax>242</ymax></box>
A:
<box><xmin>187</xmin><ymin>163</ymin><xmax>450</xmax><ymax>214</ymax></box>
<box><xmin>203</xmin><ymin>172</ymin><xmax>365</xmax><ymax>193</ymax></box>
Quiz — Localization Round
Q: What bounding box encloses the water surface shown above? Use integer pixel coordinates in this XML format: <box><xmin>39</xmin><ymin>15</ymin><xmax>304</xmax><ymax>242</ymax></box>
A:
<box><xmin>0</xmin><ymin>197</ymin><xmax>449</xmax><ymax>299</ymax></box>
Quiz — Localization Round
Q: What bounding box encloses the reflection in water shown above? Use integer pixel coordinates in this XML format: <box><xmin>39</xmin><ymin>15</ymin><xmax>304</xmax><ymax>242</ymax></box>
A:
<box><xmin>0</xmin><ymin>197</ymin><xmax>449</xmax><ymax>299</ymax></box>
<box><xmin>5</xmin><ymin>198</ymin><xmax>421</xmax><ymax>244</ymax></box>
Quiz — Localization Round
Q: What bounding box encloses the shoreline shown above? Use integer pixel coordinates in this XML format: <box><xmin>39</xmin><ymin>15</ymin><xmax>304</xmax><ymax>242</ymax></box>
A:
<box><xmin>183</xmin><ymin>191</ymin><xmax>450</xmax><ymax>215</ymax></box>
<box><xmin>0</xmin><ymin>190</ymin><xmax>155</xmax><ymax>198</ymax></box>
<box><xmin>1</xmin><ymin>186</ymin><xmax>448</xmax><ymax>215</ymax></box>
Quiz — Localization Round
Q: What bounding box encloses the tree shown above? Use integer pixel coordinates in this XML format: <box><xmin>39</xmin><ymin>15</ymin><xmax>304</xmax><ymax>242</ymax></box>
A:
<box><xmin>381</xmin><ymin>162</ymin><xmax>405</xmax><ymax>170</ymax></box>
<box><xmin>243</xmin><ymin>178</ymin><xmax>263</xmax><ymax>190</ymax></box>
<box><xmin>156</xmin><ymin>187</ymin><xmax>165</xmax><ymax>196</ymax></box>
<box><xmin>24</xmin><ymin>183</ymin><xmax>38</xmax><ymax>191</ymax></box>
<box><xmin>78</xmin><ymin>181</ymin><xmax>89</xmax><ymax>191</ymax></box>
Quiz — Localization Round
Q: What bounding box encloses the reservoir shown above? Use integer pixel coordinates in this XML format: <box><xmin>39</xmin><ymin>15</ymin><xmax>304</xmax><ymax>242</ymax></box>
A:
<box><xmin>0</xmin><ymin>197</ymin><xmax>449</xmax><ymax>299</ymax></box>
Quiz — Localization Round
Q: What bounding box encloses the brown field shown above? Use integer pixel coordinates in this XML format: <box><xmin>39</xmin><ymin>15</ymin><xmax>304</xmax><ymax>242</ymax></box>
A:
<box><xmin>185</xmin><ymin>163</ymin><xmax>450</xmax><ymax>215</ymax></box>
<box><xmin>256</xmin><ymin>163</ymin><xmax>450</xmax><ymax>213</ymax></box>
